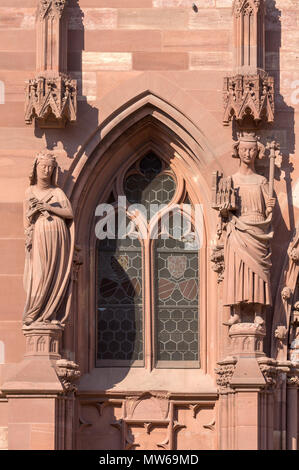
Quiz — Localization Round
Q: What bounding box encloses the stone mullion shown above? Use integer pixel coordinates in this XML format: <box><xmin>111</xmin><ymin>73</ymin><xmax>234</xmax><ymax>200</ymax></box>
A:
<box><xmin>144</xmin><ymin>237</ymin><xmax>153</xmax><ymax>371</ymax></box>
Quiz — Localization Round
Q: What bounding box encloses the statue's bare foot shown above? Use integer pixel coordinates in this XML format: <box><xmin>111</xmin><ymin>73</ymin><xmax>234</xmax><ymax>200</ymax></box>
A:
<box><xmin>254</xmin><ymin>315</ymin><xmax>264</xmax><ymax>326</ymax></box>
<box><xmin>223</xmin><ymin>314</ymin><xmax>240</xmax><ymax>326</ymax></box>
<box><xmin>24</xmin><ymin>318</ymin><xmax>34</xmax><ymax>326</ymax></box>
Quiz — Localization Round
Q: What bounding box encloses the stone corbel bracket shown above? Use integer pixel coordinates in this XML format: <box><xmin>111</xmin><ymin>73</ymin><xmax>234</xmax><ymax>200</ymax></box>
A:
<box><xmin>25</xmin><ymin>0</ymin><xmax>77</xmax><ymax>128</ymax></box>
<box><xmin>55</xmin><ymin>359</ymin><xmax>81</xmax><ymax>392</ymax></box>
<box><xmin>215</xmin><ymin>356</ymin><xmax>238</xmax><ymax>391</ymax></box>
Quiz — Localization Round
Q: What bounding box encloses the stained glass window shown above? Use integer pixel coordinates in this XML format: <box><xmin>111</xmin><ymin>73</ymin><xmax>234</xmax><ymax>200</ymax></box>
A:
<box><xmin>96</xmin><ymin>152</ymin><xmax>200</xmax><ymax>368</ymax></box>
<box><xmin>97</xmin><ymin>236</ymin><xmax>143</xmax><ymax>364</ymax></box>
<box><xmin>124</xmin><ymin>153</ymin><xmax>176</xmax><ymax>220</ymax></box>
<box><xmin>155</xmin><ymin>237</ymin><xmax>199</xmax><ymax>363</ymax></box>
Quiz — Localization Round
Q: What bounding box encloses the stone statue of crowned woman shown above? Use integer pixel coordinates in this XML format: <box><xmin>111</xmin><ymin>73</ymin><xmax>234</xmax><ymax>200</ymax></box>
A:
<box><xmin>214</xmin><ymin>132</ymin><xmax>276</xmax><ymax>326</ymax></box>
<box><xmin>23</xmin><ymin>151</ymin><xmax>74</xmax><ymax>326</ymax></box>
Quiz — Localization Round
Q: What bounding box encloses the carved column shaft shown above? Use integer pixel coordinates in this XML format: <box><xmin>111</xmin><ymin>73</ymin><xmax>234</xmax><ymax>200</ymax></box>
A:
<box><xmin>224</xmin><ymin>1</ymin><xmax>274</xmax><ymax>126</ymax></box>
<box><xmin>25</xmin><ymin>1</ymin><xmax>77</xmax><ymax>128</ymax></box>
<box><xmin>234</xmin><ymin>0</ymin><xmax>265</xmax><ymax>73</ymax></box>
<box><xmin>37</xmin><ymin>2</ymin><xmax>68</xmax><ymax>75</ymax></box>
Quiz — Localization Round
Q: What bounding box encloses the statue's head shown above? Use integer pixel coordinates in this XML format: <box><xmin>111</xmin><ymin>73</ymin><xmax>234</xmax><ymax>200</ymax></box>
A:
<box><xmin>29</xmin><ymin>151</ymin><xmax>58</xmax><ymax>186</ymax></box>
<box><xmin>232</xmin><ymin>133</ymin><xmax>265</xmax><ymax>165</ymax></box>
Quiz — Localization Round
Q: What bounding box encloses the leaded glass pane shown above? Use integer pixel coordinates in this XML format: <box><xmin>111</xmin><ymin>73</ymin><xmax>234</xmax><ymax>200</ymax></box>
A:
<box><xmin>155</xmin><ymin>237</ymin><xmax>199</xmax><ymax>362</ymax></box>
<box><xmin>97</xmin><ymin>236</ymin><xmax>143</xmax><ymax>362</ymax></box>
<box><xmin>124</xmin><ymin>154</ymin><xmax>176</xmax><ymax>220</ymax></box>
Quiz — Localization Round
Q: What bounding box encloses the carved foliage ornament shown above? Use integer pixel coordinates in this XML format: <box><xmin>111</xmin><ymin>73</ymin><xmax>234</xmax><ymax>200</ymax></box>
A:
<box><xmin>215</xmin><ymin>358</ymin><xmax>237</xmax><ymax>389</ymax></box>
<box><xmin>210</xmin><ymin>244</ymin><xmax>225</xmax><ymax>283</ymax></box>
<box><xmin>56</xmin><ymin>359</ymin><xmax>81</xmax><ymax>392</ymax></box>
<box><xmin>39</xmin><ymin>0</ymin><xmax>67</xmax><ymax>18</ymax></box>
<box><xmin>233</xmin><ymin>0</ymin><xmax>262</xmax><ymax>17</ymax></box>
<box><xmin>258</xmin><ymin>358</ymin><xmax>279</xmax><ymax>389</ymax></box>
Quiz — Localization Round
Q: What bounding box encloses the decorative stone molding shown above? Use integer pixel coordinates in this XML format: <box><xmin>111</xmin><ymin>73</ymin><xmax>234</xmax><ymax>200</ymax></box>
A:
<box><xmin>258</xmin><ymin>358</ymin><xmax>279</xmax><ymax>390</ymax></box>
<box><xmin>290</xmin><ymin>304</ymin><xmax>299</xmax><ymax>363</ymax></box>
<box><xmin>25</xmin><ymin>0</ymin><xmax>77</xmax><ymax>128</ymax></box>
<box><xmin>39</xmin><ymin>0</ymin><xmax>67</xmax><ymax>18</ymax></box>
<box><xmin>286</xmin><ymin>364</ymin><xmax>299</xmax><ymax>387</ymax></box>
<box><xmin>287</xmin><ymin>375</ymin><xmax>299</xmax><ymax>387</ymax></box>
<box><xmin>78</xmin><ymin>394</ymin><xmax>216</xmax><ymax>450</ymax></box>
<box><xmin>25</xmin><ymin>75</ymin><xmax>77</xmax><ymax>129</ymax></box>
<box><xmin>281</xmin><ymin>286</ymin><xmax>292</xmax><ymax>302</ymax></box>
<box><xmin>232</xmin><ymin>0</ymin><xmax>265</xmax><ymax>71</ymax></box>
<box><xmin>233</xmin><ymin>0</ymin><xmax>262</xmax><ymax>18</ymax></box>
<box><xmin>72</xmin><ymin>245</ymin><xmax>83</xmax><ymax>282</ymax></box>
<box><xmin>223</xmin><ymin>71</ymin><xmax>275</xmax><ymax>126</ymax></box>
<box><xmin>275</xmin><ymin>326</ymin><xmax>288</xmax><ymax>341</ymax></box>
<box><xmin>210</xmin><ymin>243</ymin><xmax>225</xmax><ymax>283</ymax></box>
<box><xmin>215</xmin><ymin>357</ymin><xmax>237</xmax><ymax>390</ymax></box>
<box><xmin>55</xmin><ymin>359</ymin><xmax>81</xmax><ymax>392</ymax></box>
<box><xmin>229</xmin><ymin>322</ymin><xmax>266</xmax><ymax>357</ymax></box>
<box><xmin>224</xmin><ymin>0</ymin><xmax>275</xmax><ymax>127</ymax></box>
<box><xmin>23</xmin><ymin>323</ymin><xmax>63</xmax><ymax>360</ymax></box>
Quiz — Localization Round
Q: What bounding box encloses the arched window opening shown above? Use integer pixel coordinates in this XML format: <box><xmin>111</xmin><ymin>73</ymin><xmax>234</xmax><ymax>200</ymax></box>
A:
<box><xmin>96</xmin><ymin>152</ymin><xmax>200</xmax><ymax>368</ymax></box>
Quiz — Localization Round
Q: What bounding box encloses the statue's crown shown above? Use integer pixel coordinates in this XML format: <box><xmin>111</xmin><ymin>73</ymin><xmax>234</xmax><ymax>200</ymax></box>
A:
<box><xmin>238</xmin><ymin>132</ymin><xmax>258</xmax><ymax>143</ymax></box>
<box><xmin>36</xmin><ymin>151</ymin><xmax>57</xmax><ymax>166</ymax></box>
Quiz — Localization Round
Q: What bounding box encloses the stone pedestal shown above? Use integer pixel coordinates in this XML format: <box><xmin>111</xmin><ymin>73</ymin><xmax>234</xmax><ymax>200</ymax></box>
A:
<box><xmin>1</xmin><ymin>323</ymin><xmax>80</xmax><ymax>450</ymax></box>
<box><xmin>229</xmin><ymin>323</ymin><xmax>266</xmax><ymax>357</ymax></box>
<box><xmin>216</xmin><ymin>321</ymin><xmax>281</xmax><ymax>449</ymax></box>
<box><xmin>23</xmin><ymin>323</ymin><xmax>63</xmax><ymax>360</ymax></box>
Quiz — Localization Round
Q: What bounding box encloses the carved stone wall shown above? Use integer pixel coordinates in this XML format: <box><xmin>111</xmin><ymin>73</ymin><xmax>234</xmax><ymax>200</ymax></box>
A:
<box><xmin>76</xmin><ymin>393</ymin><xmax>217</xmax><ymax>451</ymax></box>
<box><xmin>0</xmin><ymin>0</ymin><xmax>298</xmax><ymax>451</ymax></box>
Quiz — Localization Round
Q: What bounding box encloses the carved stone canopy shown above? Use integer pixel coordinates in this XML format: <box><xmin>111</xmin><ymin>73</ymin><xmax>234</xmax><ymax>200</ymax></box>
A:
<box><xmin>223</xmin><ymin>70</ymin><xmax>274</xmax><ymax>127</ymax></box>
<box><xmin>25</xmin><ymin>74</ymin><xmax>77</xmax><ymax>128</ymax></box>
<box><xmin>233</xmin><ymin>0</ymin><xmax>263</xmax><ymax>18</ymax></box>
<box><xmin>25</xmin><ymin>0</ymin><xmax>77</xmax><ymax>128</ymax></box>
<box><xmin>39</xmin><ymin>0</ymin><xmax>67</xmax><ymax>19</ymax></box>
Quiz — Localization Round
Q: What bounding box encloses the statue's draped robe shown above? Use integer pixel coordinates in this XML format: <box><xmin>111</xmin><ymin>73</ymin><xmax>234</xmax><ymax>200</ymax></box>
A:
<box><xmin>223</xmin><ymin>173</ymin><xmax>273</xmax><ymax>306</ymax></box>
<box><xmin>23</xmin><ymin>186</ymin><xmax>73</xmax><ymax>323</ymax></box>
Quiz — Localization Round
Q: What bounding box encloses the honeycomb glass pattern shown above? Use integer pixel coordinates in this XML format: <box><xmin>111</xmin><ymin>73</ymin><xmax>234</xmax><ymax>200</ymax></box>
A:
<box><xmin>124</xmin><ymin>154</ymin><xmax>176</xmax><ymax>220</ymax></box>
<box><xmin>97</xmin><ymin>236</ymin><xmax>143</xmax><ymax>362</ymax></box>
<box><xmin>155</xmin><ymin>237</ymin><xmax>199</xmax><ymax>362</ymax></box>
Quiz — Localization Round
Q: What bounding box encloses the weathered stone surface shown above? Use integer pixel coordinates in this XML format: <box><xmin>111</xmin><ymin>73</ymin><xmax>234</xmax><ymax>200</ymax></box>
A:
<box><xmin>0</xmin><ymin>8</ymin><xmax>35</xmax><ymax>29</ymax></box>
<box><xmin>70</xmin><ymin>30</ymin><xmax>162</xmax><ymax>52</ymax></box>
<box><xmin>162</xmin><ymin>30</ymin><xmax>229</xmax><ymax>51</ymax></box>
<box><xmin>118</xmin><ymin>8</ymin><xmax>188</xmax><ymax>30</ymax></box>
<box><xmin>133</xmin><ymin>52</ymin><xmax>189</xmax><ymax>70</ymax></box>
<box><xmin>82</xmin><ymin>51</ymin><xmax>132</xmax><ymax>71</ymax></box>
<box><xmin>69</xmin><ymin>8</ymin><xmax>117</xmax><ymax>30</ymax></box>
<box><xmin>188</xmin><ymin>8</ymin><xmax>232</xmax><ymax>30</ymax></box>
<box><xmin>190</xmin><ymin>51</ymin><xmax>232</xmax><ymax>70</ymax></box>
<box><xmin>0</xmin><ymin>0</ymin><xmax>299</xmax><ymax>453</ymax></box>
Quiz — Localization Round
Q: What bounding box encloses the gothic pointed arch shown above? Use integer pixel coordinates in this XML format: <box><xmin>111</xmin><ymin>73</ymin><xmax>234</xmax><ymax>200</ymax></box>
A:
<box><xmin>63</xmin><ymin>82</ymin><xmax>228</xmax><ymax>393</ymax></box>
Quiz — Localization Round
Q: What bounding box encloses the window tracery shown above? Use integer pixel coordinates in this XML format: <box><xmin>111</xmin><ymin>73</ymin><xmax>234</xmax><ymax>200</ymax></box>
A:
<box><xmin>96</xmin><ymin>153</ymin><xmax>200</xmax><ymax>368</ymax></box>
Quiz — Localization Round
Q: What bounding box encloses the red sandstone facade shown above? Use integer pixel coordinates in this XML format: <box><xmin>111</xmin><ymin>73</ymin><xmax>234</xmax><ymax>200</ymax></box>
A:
<box><xmin>0</xmin><ymin>0</ymin><xmax>298</xmax><ymax>451</ymax></box>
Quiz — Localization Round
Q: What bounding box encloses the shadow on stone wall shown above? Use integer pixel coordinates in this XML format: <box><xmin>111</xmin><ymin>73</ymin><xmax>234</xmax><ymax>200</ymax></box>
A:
<box><xmin>265</xmin><ymin>0</ymin><xmax>295</xmax><ymax>355</ymax></box>
<box><xmin>34</xmin><ymin>0</ymin><xmax>99</xmax><ymax>161</ymax></box>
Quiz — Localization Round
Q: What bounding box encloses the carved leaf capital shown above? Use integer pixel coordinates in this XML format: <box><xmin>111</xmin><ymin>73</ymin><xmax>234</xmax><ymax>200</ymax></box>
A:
<box><xmin>55</xmin><ymin>359</ymin><xmax>81</xmax><ymax>392</ymax></box>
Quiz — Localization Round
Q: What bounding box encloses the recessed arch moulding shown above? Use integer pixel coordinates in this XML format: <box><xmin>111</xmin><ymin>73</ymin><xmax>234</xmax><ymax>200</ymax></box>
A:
<box><xmin>62</xmin><ymin>85</ymin><xmax>232</xmax><ymax>387</ymax></box>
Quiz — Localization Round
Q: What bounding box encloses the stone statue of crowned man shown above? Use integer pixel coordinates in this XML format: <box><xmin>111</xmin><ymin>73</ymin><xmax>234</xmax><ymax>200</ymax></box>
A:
<box><xmin>23</xmin><ymin>151</ymin><xmax>74</xmax><ymax>326</ymax></box>
<box><xmin>213</xmin><ymin>133</ymin><xmax>276</xmax><ymax>327</ymax></box>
